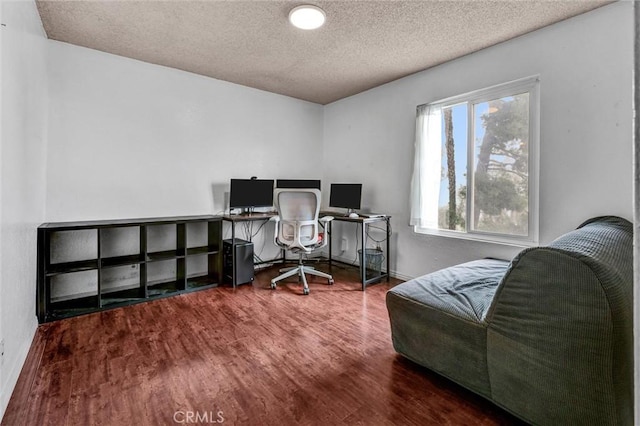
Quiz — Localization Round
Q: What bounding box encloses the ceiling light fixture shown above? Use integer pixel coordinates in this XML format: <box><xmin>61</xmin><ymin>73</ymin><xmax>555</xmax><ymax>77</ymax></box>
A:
<box><xmin>289</xmin><ymin>5</ymin><xmax>326</xmax><ymax>30</ymax></box>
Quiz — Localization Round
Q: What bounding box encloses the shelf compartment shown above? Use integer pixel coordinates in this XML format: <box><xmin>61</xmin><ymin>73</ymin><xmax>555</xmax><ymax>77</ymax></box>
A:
<box><xmin>186</xmin><ymin>221</ymin><xmax>207</xmax><ymax>247</ymax></box>
<box><xmin>47</xmin><ymin>259</ymin><xmax>99</xmax><ymax>276</ymax></box>
<box><xmin>100</xmin><ymin>226</ymin><xmax>140</xmax><ymax>260</ymax></box>
<box><xmin>49</xmin><ymin>229</ymin><xmax>97</xmax><ymax>265</ymax></box>
<box><xmin>147</xmin><ymin>258</ymin><xmax>184</xmax><ymax>295</ymax></box>
<box><xmin>49</xmin><ymin>269</ymin><xmax>98</xmax><ymax>305</ymax></box>
<box><xmin>101</xmin><ymin>264</ymin><xmax>142</xmax><ymax>304</ymax></box>
<box><xmin>101</xmin><ymin>254</ymin><xmax>145</xmax><ymax>268</ymax></box>
<box><xmin>147</xmin><ymin>224</ymin><xmax>180</xmax><ymax>256</ymax></box>
<box><xmin>186</xmin><ymin>220</ymin><xmax>221</xmax><ymax>253</ymax></box>
<box><xmin>186</xmin><ymin>254</ymin><xmax>212</xmax><ymax>289</ymax></box>
<box><xmin>48</xmin><ymin>267</ymin><xmax>99</xmax><ymax>319</ymax></box>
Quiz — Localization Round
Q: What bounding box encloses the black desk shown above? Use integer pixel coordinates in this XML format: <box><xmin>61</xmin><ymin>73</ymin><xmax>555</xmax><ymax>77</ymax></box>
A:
<box><xmin>322</xmin><ymin>212</ymin><xmax>391</xmax><ymax>290</ymax></box>
<box><xmin>222</xmin><ymin>213</ymin><xmax>285</xmax><ymax>287</ymax></box>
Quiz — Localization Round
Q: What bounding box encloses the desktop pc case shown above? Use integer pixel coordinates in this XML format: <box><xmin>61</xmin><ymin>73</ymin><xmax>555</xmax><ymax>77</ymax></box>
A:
<box><xmin>223</xmin><ymin>238</ymin><xmax>254</xmax><ymax>285</ymax></box>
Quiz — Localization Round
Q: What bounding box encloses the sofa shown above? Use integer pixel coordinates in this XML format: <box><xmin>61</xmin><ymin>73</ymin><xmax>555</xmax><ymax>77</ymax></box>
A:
<box><xmin>386</xmin><ymin>216</ymin><xmax>633</xmax><ymax>425</ymax></box>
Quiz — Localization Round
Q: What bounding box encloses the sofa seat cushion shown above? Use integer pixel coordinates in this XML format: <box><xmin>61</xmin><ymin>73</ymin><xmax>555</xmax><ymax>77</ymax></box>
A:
<box><xmin>390</xmin><ymin>258</ymin><xmax>510</xmax><ymax>323</ymax></box>
<box><xmin>386</xmin><ymin>258</ymin><xmax>510</xmax><ymax>397</ymax></box>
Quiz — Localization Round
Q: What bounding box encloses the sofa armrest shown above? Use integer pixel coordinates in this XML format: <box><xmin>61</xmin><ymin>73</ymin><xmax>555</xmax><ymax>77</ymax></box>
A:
<box><xmin>485</xmin><ymin>247</ymin><xmax>632</xmax><ymax>425</ymax></box>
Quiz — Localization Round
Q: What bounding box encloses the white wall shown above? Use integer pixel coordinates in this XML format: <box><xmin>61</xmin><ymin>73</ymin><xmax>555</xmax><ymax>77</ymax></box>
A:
<box><xmin>323</xmin><ymin>2</ymin><xmax>633</xmax><ymax>279</ymax></box>
<box><xmin>46</xmin><ymin>42</ymin><xmax>324</xmax><ymax>222</ymax></box>
<box><xmin>0</xmin><ymin>0</ymin><xmax>48</xmax><ymax>417</ymax></box>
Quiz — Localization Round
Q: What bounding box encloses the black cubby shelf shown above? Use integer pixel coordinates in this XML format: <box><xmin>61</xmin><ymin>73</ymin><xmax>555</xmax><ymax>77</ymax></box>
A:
<box><xmin>37</xmin><ymin>215</ymin><xmax>223</xmax><ymax>323</ymax></box>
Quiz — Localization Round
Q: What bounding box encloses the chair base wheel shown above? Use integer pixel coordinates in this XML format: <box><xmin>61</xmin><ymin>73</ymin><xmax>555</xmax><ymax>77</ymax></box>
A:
<box><xmin>303</xmin><ymin>288</ymin><xmax>309</xmax><ymax>295</ymax></box>
<box><xmin>270</xmin><ymin>282</ymin><xmax>277</xmax><ymax>289</ymax></box>
<box><xmin>328</xmin><ymin>279</ymin><xmax>334</xmax><ymax>285</ymax></box>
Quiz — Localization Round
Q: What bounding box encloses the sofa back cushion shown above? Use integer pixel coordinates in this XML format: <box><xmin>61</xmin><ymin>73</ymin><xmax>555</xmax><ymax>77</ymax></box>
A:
<box><xmin>548</xmin><ymin>216</ymin><xmax>633</xmax><ymax>303</ymax></box>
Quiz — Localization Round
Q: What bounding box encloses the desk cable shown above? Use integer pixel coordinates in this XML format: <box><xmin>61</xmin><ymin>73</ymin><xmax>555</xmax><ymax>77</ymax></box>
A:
<box><xmin>346</xmin><ymin>219</ymin><xmax>391</xmax><ymax>266</ymax></box>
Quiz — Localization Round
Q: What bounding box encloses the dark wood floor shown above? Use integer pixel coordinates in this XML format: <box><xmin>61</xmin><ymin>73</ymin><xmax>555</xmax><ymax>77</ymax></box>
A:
<box><xmin>3</xmin><ymin>263</ymin><xmax>522</xmax><ymax>425</ymax></box>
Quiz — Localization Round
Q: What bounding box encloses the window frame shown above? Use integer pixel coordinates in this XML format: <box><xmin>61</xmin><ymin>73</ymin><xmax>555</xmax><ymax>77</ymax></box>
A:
<box><xmin>414</xmin><ymin>76</ymin><xmax>540</xmax><ymax>247</ymax></box>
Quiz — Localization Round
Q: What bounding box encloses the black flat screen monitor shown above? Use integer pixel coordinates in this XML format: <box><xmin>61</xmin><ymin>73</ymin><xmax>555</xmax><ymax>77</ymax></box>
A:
<box><xmin>276</xmin><ymin>179</ymin><xmax>321</xmax><ymax>190</ymax></box>
<box><xmin>229</xmin><ymin>179</ymin><xmax>274</xmax><ymax>209</ymax></box>
<box><xmin>329</xmin><ymin>183</ymin><xmax>362</xmax><ymax>210</ymax></box>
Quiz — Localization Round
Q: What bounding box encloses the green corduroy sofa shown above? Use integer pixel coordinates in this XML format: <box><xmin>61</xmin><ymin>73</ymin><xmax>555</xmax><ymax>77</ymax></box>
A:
<box><xmin>386</xmin><ymin>216</ymin><xmax>633</xmax><ymax>425</ymax></box>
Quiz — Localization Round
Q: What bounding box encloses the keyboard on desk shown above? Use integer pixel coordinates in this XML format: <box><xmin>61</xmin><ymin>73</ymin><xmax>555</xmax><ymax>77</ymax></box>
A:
<box><xmin>359</xmin><ymin>213</ymin><xmax>386</xmax><ymax>218</ymax></box>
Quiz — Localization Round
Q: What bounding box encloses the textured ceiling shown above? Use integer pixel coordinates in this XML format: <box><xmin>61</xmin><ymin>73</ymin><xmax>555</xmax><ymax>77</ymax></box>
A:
<box><xmin>36</xmin><ymin>0</ymin><xmax>612</xmax><ymax>105</ymax></box>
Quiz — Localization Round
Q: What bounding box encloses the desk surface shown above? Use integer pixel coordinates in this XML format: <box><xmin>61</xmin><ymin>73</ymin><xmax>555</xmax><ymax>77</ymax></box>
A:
<box><xmin>222</xmin><ymin>212</ymin><xmax>277</xmax><ymax>222</ymax></box>
<box><xmin>320</xmin><ymin>211</ymin><xmax>390</xmax><ymax>223</ymax></box>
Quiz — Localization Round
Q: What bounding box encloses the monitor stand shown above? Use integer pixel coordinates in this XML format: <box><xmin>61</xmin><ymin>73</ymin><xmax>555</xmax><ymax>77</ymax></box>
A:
<box><xmin>345</xmin><ymin>208</ymin><xmax>356</xmax><ymax>217</ymax></box>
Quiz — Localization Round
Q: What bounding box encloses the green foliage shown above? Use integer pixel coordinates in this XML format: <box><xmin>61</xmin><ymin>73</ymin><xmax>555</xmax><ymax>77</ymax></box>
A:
<box><xmin>474</xmin><ymin>174</ymin><xmax>525</xmax><ymax>215</ymax></box>
<box><xmin>473</xmin><ymin>94</ymin><xmax>529</xmax><ymax>234</ymax></box>
<box><xmin>480</xmin><ymin>95</ymin><xmax>529</xmax><ymax>178</ymax></box>
<box><xmin>438</xmin><ymin>184</ymin><xmax>466</xmax><ymax>231</ymax></box>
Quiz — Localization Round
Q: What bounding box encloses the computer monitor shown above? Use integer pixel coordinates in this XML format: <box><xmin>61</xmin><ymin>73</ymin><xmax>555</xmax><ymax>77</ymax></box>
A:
<box><xmin>276</xmin><ymin>179</ymin><xmax>321</xmax><ymax>190</ymax></box>
<box><xmin>329</xmin><ymin>183</ymin><xmax>362</xmax><ymax>211</ymax></box>
<box><xmin>229</xmin><ymin>179</ymin><xmax>274</xmax><ymax>209</ymax></box>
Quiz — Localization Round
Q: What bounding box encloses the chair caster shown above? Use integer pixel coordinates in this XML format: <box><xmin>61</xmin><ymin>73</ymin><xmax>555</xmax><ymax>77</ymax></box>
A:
<box><xmin>270</xmin><ymin>281</ymin><xmax>277</xmax><ymax>290</ymax></box>
<box><xmin>303</xmin><ymin>288</ymin><xmax>309</xmax><ymax>295</ymax></box>
<box><xmin>328</xmin><ymin>279</ymin><xmax>334</xmax><ymax>285</ymax></box>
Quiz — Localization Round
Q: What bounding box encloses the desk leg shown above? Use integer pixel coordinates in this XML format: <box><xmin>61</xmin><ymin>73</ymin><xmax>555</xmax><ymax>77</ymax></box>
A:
<box><xmin>328</xmin><ymin>221</ymin><xmax>333</xmax><ymax>271</ymax></box>
<box><xmin>231</xmin><ymin>222</ymin><xmax>236</xmax><ymax>288</ymax></box>
<box><xmin>386</xmin><ymin>217</ymin><xmax>390</xmax><ymax>282</ymax></box>
<box><xmin>361</xmin><ymin>222</ymin><xmax>366</xmax><ymax>291</ymax></box>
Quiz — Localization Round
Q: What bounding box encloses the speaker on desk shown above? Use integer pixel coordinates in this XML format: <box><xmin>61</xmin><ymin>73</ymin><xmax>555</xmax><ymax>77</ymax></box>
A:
<box><xmin>223</xmin><ymin>238</ymin><xmax>254</xmax><ymax>285</ymax></box>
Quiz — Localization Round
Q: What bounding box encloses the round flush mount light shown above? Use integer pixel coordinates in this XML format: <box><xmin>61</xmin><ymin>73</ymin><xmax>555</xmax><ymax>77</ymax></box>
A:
<box><xmin>289</xmin><ymin>5</ymin><xmax>326</xmax><ymax>30</ymax></box>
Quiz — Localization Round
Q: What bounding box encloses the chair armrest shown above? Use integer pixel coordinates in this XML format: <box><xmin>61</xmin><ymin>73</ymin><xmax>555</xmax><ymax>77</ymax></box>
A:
<box><xmin>316</xmin><ymin>216</ymin><xmax>333</xmax><ymax>249</ymax></box>
<box><xmin>270</xmin><ymin>215</ymin><xmax>280</xmax><ymax>248</ymax></box>
<box><xmin>319</xmin><ymin>215</ymin><xmax>334</xmax><ymax>223</ymax></box>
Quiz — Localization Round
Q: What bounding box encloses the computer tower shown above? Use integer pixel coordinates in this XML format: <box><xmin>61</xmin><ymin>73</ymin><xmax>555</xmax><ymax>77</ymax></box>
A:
<box><xmin>223</xmin><ymin>238</ymin><xmax>254</xmax><ymax>286</ymax></box>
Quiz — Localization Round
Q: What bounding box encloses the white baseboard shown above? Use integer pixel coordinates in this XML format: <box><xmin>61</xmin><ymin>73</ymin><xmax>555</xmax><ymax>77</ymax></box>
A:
<box><xmin>389</xmin><ymin>270</ymin><xmax>414</xmax><ymax>282</ymax></box>
<box><xmin>327</xmin><ymin>252</ymin><xmax>413</xmax><ymax>282</ymax></box>
<box><xmin>0</xmin><ymin>315</ymin><xmax>38</xmax><ymax>421</ymax></box>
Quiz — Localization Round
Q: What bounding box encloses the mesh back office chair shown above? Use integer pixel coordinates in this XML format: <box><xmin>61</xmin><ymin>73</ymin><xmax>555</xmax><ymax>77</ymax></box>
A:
<box><xmin>270</xmin><ymin>188</ymin><xmax>334</xmax><ymax>295</ymax></box>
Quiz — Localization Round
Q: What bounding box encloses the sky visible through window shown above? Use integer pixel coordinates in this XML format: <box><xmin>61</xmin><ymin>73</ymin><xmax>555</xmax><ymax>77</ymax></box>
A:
<box><xmin>437</xmin><ymin>103</ymin><xmax>488</xmax><ymax>207</ymax></box>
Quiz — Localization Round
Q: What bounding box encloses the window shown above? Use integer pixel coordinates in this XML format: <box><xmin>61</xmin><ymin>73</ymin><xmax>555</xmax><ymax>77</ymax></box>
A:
<box><xmin>410</xmin><ymin>77</ymin><xmax>539</xmax><ymax>245</ymax></box>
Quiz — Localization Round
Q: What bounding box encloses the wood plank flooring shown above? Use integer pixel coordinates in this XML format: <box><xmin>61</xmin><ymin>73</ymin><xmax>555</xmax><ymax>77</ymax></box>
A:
<box><xmin>3</xmin><ymin>263</ymin><xmax>522</xmax><ymax>425</ymax></box>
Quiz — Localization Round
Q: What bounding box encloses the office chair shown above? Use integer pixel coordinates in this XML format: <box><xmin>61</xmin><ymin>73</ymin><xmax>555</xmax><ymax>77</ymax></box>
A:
<box><xmin>270</xmin><ymin>188</ymin><xmax>334</xmax><ymax>295</ymax></box>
